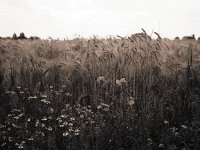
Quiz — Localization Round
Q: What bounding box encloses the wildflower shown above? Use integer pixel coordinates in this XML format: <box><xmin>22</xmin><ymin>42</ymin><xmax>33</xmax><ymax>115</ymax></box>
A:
<box><xmin>147</xmin><ymin>138</ymin><xmax>152</xmax><ymax>145</ymax></box>
<box><xmin>60</xmin><ymin>114</ymin><xmax>67</xmax><ymax>118</ymax></box>
<box><xmin>18</xmin><ymin>144</ymin><xmax>24</xmax><ymax>149</ymax></box>
<box><xmin>41</xmin><ymin>94</ymin><xmax>47</xmax><ymax>98</ymax></box>
<box><xmin>48</xmin><ymin>116</ymin><xmax>53</xmax><ymax>120</ymax></box>
<box><xmin>27</xmin><ymin>118</ymin><xmax>31</xmax><ymax>122</ymax></box>
<box><xmin>40</xmin><ymin>132</ymin><xmax>45</xmax><ymax>137</ymax></box>
<box><xmin>15</xmin><ymin>143</ymin><xmax>19</xmax><ymax>146</ymax></box>
<box><xmin>116</xmin><ymin>80</ymin><xmax>121</xmax><ymax>85</ymax></box>
<box><xmin>56</xmin><ymin>117</ymin><xmax>61</xmax><ymax>120</ymax></box>
<box><xmin>50</xmin><ymin>85</ymin><xmax>53</xmax><ymax>89</ymax></box>
<box><xmin>28</xmin><ymin>96</ymin><xmax>37</xmax><ymax>100</ymax></box>
<box><xmin>75</xmin><ymin>129</ymin><xmax>80</xmax><ymax>133</ymax></box>
<box><xmin>24</xmin><ymin>88</ymin><xmax>28</xmax><ymax>91</ymax></box>
<box><xmin>169</xmin><ymin>127</ymin><xmax>177</xmax><ymax>133</ymax></box>
<box><xmin>28</xmin><ymin>138</ymin><xmax>34</xmax><ymax>141</ymax></box>
<box><xmin>12</xmin><ymin>123</ymin><xmax>20</xmax><ymax>128</ymax></box>
<box><xmin>70</xmin><ymin>117</ymin><xmax>75</xmax><ymax>121</ymax></box>
<box><xmin>11</xmin><ymin>91</ymin><xmax>15</xmax><ymax>95</ymax></box>
<box><xmin>68</xmin><ymin>127</ymin><xmax>74</xmax><ymax>132</ymax></box>
<box><xmin>9</xmin><ymin>137</ymin><xmax>13</xmax><ymax>142</ymax></box>
<box><xmin>159</xmin><ymin>144</ymin><xmax>164</xmax><ymax>148</ymax></box>
<box><xmin>87</xmin><ymin>108</ymin><xmax>92</xmax><ymax>112</ymax></box>
<box><xmin>18</xmin><ymin>113</ymin><xmax>23</xmax><ymax>117</ymax></box>
<box><xmin>35</xmin><ymin>119</ymin><xmax>39</xmax><ymax>127</ymax></box>
<box><xmin>6</xmin><ymin>91</ymin><xmax>11</xmax><ymax>94</ymax></box>
<box><xmin>1</xmin><ymin>143</ymin><xmax>6</xmax><ymax>147</ymax></box>
<box><xmin>97</xmin><ymin>76</ymin><xmax>105</xmax><ymax>84</ymax></box>
<box><xmin>41</xmin><ymin>99</ymin><xmax>50</xmax><ymax>104</ymax></box>
<box><xmin>63</xmin><ymin>121</ymin><xmax>68</xmax><ymax>126</ymax></box>
<box><xmin>2</xmin><ymin>131</ymin><xmax>6</xmax><ymax>134</ymax></box>
<box><xmin>65</xmin><ymin>104</ymin><xmax>70</xmax><ymax>108</ymax></box>
<box><xmin>14</xmin><ymin>116</ymin><xmax>19</xmax><ymax>120</ymax></box>
<box><xmin>65</xmin><ymin>93</ymin><xmax>70</xmax><ymax>96</ymax></box>
<box><xmin>0</xmin><ymin>124</ymin><xmax>4</xmax><ymax>128</ymax></box>
<box><xmin>63</xmin><ymin>132</ymin><xmax>69</xmax><ymax>137</ymax></box>
<box><xmin>97</xmin><ymin>105</ymin><xmax>101</xmax><ymax>109</ymax></box>
<box><xmin>47</xmin><ymin>127</ymin><xmax>53</xmax><ymax>131</ymax></box>
<box><xmin>103</xmin><ymin>108</ymin><xmax>109</xmax><ymax>112</ymax></box>
<box><xmin>19</xmin><ymin>91</ymin><xmax>24</xmax><ymax>94</ymax></box>
<box><xmin>174</xmin><ymin>132</ymin><xmax>179</xmax><ymax>136</ymax></box>
<box><xmin>59</xmin><ymin>124</ymin><xmax>64</xmax><ymax>128</ymax></box>
<box><xmin>41</xmin><ymin>117</ymin><xmax>47</xmax><ymax>121</ymax></box>
<box><xmin>90</xmin><ymin>120</ymin><xmax>95</xmax><ymax>124</ymax></box>
<box><xmin>100</xmin><ymin>103</ymin><xmax>110</xmax><ymax>111</ymax></box>
<box><xmin>12</xmin><ymin>108</ymin><xmax>21</xmax><ymax>112</ymax></box>
<box><xmin>116</xmin><ymin>78</ymin><xmax>127</xmax><ymax>86</ymax></box>
<box><xmin>127</xmin><ymin>97</ymin><xmax>135</xmax><ymax>106</ymax></box>
<box><xmin>100</xmin><ymin>103</ymin><xmax>110</xmax><ymax>108</ymax></box>
<box><xmin>17</xmin><ymin>86</ymin><xmax>21</xmax><ymax>89</ymax></box>
<box><xmin>181</xmin><ymin>125</ymin><xmax>187</xmax><ymax>129</ymax></box>
<box><xmin>69</xmin><ymin>123</ymin><xmax>73</xmax><ymax>126</ymax></box>
<box><xmin>164</xmin><ymin>120</ymin><xmax>169</xmax><ymax>125</ymax></box>
<box><xmin>80</xmin><ymin>114</ymin><xmax>84</xmax><ymax>119</ymax></box>
<box><xmin>74</xmin><ymin>132</ymin><xmax>79</xmax><ymax>136</ymax></box>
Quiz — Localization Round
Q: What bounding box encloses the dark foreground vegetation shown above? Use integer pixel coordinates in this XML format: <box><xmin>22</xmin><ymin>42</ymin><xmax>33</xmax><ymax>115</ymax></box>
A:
<box><xmin>0</xmin><ymin>32</ymin><xmax>200</xmax><ymax>149</ymax></box>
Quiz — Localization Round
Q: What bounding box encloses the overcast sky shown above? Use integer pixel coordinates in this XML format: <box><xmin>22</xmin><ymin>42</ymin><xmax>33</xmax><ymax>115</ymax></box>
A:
<box><xmin>0</xmin><ymin>0</ymin><xmax>199</xmax><ymax>39</ymax></box>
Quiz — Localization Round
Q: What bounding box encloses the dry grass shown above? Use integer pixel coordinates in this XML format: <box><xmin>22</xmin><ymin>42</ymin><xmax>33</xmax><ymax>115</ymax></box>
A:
<box><xmin>0</xmin><ymin>33</ymin><xmax>200</xmax><ymax>149</ymax></box>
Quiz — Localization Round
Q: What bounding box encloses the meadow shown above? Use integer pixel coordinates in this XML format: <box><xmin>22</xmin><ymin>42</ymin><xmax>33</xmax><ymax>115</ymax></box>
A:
<box><xmin>0</xmin><ymin>32</ymin><xmax>200</xmax><ymax>149</ymax></box>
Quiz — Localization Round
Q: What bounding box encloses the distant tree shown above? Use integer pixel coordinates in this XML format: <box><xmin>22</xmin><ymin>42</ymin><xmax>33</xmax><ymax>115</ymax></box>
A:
<box><xmin>29</xmin><ymin>36</ymin><xmax>40</xmax><ymax>40</ymax></box>
<box><xmin>175</xmin><ymin>37</ymin><xmax>180</xmax><ymax>41</ymax></box>
<box><xmin>198</xmin><ymin>37</ymin><xmax>200</xmax><ymax>43</ymax></box>
<box><xmin>12</xmin><ymin>33</ymin><xmax>17</xmax><ymax>40</ymax></box>
<box><xmin>6</xmin><ymin>37</ymin><xmax>11</xmax><ymax>39</ymax></box>
<box><xmin>19</xmin><ymin>32</ymin><xmax>27</xmax><ymax>39</ymax></box>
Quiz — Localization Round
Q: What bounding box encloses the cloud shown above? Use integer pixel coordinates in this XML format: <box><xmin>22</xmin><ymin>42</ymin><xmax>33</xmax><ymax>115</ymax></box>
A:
<box><xmin>47</xmin><ymin>4</ymin><xmax>151</xmax><ymax>37</ymax></box>
<box><xmin>0</xmin><ymin>0</ymin><xmax>200</xmax><ymax>38</ymax></box>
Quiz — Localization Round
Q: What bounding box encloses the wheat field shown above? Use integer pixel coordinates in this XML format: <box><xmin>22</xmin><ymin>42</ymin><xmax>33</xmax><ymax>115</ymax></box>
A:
<box><xmin>0</xmin><ymin>32</ymin><xmax>200</xmax><ymax>149</ymax></box>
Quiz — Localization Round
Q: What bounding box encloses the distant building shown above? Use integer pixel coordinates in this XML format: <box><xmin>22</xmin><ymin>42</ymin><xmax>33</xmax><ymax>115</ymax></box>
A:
<box><xmin>182</xmin><ymin>34</ymin><xmax>196</xmax><ymax>41</ymax></box>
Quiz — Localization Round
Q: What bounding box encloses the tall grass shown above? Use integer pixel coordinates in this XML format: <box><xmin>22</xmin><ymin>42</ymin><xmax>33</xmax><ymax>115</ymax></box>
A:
<box><xmin>0</xmin><ymin>33</ymin><xmax>200</xmax><ymax>149</ymax></box>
